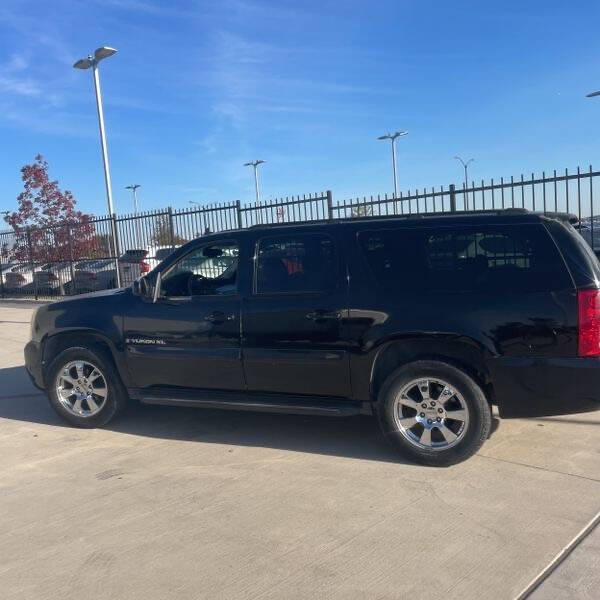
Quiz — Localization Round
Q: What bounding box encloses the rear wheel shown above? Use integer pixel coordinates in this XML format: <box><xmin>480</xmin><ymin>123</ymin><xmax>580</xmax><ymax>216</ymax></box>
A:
<box><xmin>377</xmin><ymin>360</ymin><xmax>491</xmax><ymax>466</ymax></box>
<box><xmin>46</xmin><ymin>346</ymin><xmax>127</xmax><ymax>427</ymax></box>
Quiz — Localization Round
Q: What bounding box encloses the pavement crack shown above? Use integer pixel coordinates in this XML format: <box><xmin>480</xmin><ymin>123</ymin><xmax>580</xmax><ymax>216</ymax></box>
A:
<box><xmin>477</xmin><ymin>453</ymin><xmax>600</xmax><ymax>484</ymax></box>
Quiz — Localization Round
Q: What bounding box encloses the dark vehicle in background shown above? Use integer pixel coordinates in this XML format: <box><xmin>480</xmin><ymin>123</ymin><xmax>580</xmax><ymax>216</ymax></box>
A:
<box><xmin>25</xmin><ymin>210</ymin><xmax>600</xmax><ymax>465</ymax></box>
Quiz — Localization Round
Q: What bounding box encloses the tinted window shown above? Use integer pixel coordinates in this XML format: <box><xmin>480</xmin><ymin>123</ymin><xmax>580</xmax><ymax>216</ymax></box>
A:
<box><xmin>256</xmin><ymin>234</ymin><xmax>336</xmax><ymax>294</ymax></box>
<box><xmin>161</xmin><ymin>242</ymin><xmax>238</xmax><ymax>297</ymax></box>
<box><xmin>358</xmin><ymin>224</ymin><xmax>571</xmax><ymax>292</ymax></box>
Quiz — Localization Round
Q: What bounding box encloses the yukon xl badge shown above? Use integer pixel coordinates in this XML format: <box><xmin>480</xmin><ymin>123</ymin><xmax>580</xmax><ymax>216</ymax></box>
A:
<box><xmin>126</xmin><ymin>338</ymin><xmax>166</xmax><ymax>345</ymax></box>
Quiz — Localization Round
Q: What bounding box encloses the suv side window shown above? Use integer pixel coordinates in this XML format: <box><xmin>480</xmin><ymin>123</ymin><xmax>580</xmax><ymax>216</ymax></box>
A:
<box><xmin>255</xmin><ymin>234</ymin><xmax>336</xmax><ymax>294</ymax></box>
<box><xmin>160</xmin><ymin>241</ymin><xmax>239</xmax><ymax>297</ymax></box>
<box><xmin>358</xmin><ymin>224</ymin><xmax>571</xmax><ymax>292</ymax></box>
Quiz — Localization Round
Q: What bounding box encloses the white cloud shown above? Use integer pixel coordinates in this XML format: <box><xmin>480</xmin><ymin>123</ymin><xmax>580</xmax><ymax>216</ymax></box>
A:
<box><xmin>0</xmin><ymin>75</ymin><xmax>41</xmax><ymax>96</ymax></box>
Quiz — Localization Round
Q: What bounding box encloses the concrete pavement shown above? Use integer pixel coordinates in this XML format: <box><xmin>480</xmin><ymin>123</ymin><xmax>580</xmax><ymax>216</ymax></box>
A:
<box><xmin>1</xmin><ymin>303</ymin><xmax>599</xmax><ymax>599</ymax></box>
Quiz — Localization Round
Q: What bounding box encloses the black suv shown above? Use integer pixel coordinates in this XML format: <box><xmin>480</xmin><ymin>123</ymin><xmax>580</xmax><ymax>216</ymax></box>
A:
<box><xmin>25</xmin><ymin>210</ymin><xmax>600</xmax><ymax>466</ymax></box>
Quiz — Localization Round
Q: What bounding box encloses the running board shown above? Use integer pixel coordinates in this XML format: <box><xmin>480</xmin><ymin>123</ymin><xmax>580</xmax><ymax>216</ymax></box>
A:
<box><xmin>129</xmin><ymin>388</ymin><xmax>368</xmax><ymax>416</ymax></box>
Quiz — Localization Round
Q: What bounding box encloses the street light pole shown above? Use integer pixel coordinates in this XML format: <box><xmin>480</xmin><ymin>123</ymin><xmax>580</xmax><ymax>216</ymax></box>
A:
<box><xmin>244</xmin><ymin>160</ymin><xmax>265</xmax><ymax>203</ymax></box>
<box><xmin>126</xmin><ymin>184</ymin><xmax>141</xmax><ymax>214</ymax></box>
<box><xmin>126</xmin><ymin>184</ymin><xmax>141</xmax><ymax>247</ymax></box>
<box><xmin>454</xmin><ymin>156</ymin><xmax>474</xmax><ymax>211</ymax></box>
<box><xmin>74</xmin><ymin>47</ymin><xmax>121</xmax><ymax>285</ymax></box>
<box><xmin>377</xmin><ymin>131</ymin><xmax>408</xmax><ymax>200</ymax></box>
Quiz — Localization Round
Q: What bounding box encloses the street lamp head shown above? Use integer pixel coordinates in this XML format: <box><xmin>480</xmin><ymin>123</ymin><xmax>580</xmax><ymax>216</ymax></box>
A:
<box><xmin>454</xmin><ymin>156</ymin><xmax>474</xmax><ymax>167</ymax></box>
<box><xmin>73</xmin><ymin>47</ymin><xmax>116</xmax><ymax>70</ymax></box>
<box><xmin>73</xmin><ymin>57</ymin><xmax>93</xmax><ymax>70</ymax></box>
<box><xmin>587</xmin><ymin>90</ymin><xmax>600</xmax><ymax>98</ymax></box>
<box><xmin>94</xmin><ymin>46</ymin><xmax>117</xmax><ymax>62</ymax></box>
<box><xmin>125</xmin><ymin>184</ymin><xmax>140</xmax><ymax>190</ymax></box>
<box><xmin>244</xmin><ymin>160</ymin><xmax>265</xmax><ymax>167</ymax></box>
<box><xmin>378</xmin><ymin>131</ymin><xmax>407</xmax><ymax>141</ymax></box>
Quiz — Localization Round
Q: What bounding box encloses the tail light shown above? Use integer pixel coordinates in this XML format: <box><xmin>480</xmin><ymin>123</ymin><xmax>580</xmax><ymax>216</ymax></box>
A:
<box><xmin>578</xmin><ymin>289</ymin><xmax>600</xmax><ymax>357</ymax></box>
<box><xmin>140</xmin><ymin>261</ymin><xmax>150</xmax><ymax>274</ymax></box>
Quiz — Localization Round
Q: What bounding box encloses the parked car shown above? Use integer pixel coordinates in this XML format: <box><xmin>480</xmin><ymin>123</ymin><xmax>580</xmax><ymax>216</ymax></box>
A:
<box><xmin>72</xmin><ymin>252</ymin><xmax>150</xmax><ymax>292</ymax></box>
<box><xmin>25</xmin><ymin>210</ymin><xmax>600</xmax><ymax>466</ymax></box>
<box><xmin>33</xmin><ymin>261</ymin><xmax>73</xmax><ymax>294</ymax></box>
<box><xmin>145</xmin><ymin>245</ymin><xmax>176</xmax><ymax>270</ymax></box>
<box><xmin>3</xmin><ymin>263</ymin><xmax>40</xmax><ymax>291</ymax></box>
<box><xmin>119</xmin><ymin>249</ymin><xmax>150</xmax><ymax>286</ymax></box>
<box><xmin>72</xmin><ymin>259</ymin><xmax>114</xmax><ymax>293</ymax></box>
<box><xmin>575</xmin><ymin>223</ymin><xmax>600</xmax><ymax>259</ymax></box>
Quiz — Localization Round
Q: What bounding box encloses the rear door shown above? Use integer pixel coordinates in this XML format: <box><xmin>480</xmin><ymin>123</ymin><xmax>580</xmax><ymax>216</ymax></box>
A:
<box><xmin>242</xmin><ymin>229</ymin><xmax>351</xmax><ymax>398</ymax></box>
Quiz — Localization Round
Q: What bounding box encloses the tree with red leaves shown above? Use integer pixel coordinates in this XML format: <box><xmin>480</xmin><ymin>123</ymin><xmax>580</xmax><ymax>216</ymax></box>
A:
<box><xmin>3</xmin><ymin>155</ymin><xmax>96</xmax><ymax>263</ymax></box>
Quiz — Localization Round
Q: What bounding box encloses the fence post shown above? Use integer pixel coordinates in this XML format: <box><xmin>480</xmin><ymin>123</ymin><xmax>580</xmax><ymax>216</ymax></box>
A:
<box><xmin>67</xmin><ymin>225</ymin><xmax>75</xmax><ymax>296</ymax></box>
<box><xmin>235</xmin><ymin>200</ymin><xmax>243</xmax><ymax>229</ymax></box>
<box><xmin>167</xmin><ymin>206</ymin><xmax>176</xmax><ymax>251</ymax></box>
<box><xmin>326</xmin><ymin>190</ymin><xmax>333</xmax><ymax>220</ymax></box>
<box><xmin>111</xmin><ymin>214</ymin><xmax>121</xmax><ymax>288</ymax></box>
<box><xmin>449</xmin><ymin>184</ymin><xmax>456</xmax><ymax>213</ymax></box>
<box><xmin>25</xmin><ymin>227</ymin><xmax>38</xmax><ymax>300</ymax></box>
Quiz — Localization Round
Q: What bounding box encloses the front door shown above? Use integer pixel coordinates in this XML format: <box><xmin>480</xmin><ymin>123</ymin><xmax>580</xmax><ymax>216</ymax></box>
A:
<box><xmin>123</xmin><ymin>238</ymin><xmax>245</xmax><ymax>391</ymax></box>
<box><xmin>242</xmin><ymin>230</ymin><xmax>351</xmax><ymax>398</ymax></box>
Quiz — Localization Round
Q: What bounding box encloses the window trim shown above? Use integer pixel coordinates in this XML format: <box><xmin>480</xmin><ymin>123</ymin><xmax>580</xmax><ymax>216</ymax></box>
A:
<box><xmin>158</xmin><ymin>238</ymin><xmax>240</xmax><ymax>300</ymax></box>
<box><xmin>252</xmin><ymin>232</ymin><xmax>340</xmax><ymax>296</ymax></box>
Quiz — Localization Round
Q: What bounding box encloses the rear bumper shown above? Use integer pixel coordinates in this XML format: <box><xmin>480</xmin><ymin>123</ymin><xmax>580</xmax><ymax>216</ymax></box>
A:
<box><xmin>489</xmin><ymin>356</ymin><xmax>600</xmax><ymax>417</ymax></box>
<box><xmin>24</xmin><ymin>340</ymin><xmax>45</xmax><ymax>390</ymax></box>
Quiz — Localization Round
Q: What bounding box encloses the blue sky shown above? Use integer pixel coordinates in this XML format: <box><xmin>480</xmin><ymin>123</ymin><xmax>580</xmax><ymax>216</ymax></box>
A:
<box><xmin>0</xmin><ymin>0</ymin><xmax>599</xmax><ymax>218</ymax></box>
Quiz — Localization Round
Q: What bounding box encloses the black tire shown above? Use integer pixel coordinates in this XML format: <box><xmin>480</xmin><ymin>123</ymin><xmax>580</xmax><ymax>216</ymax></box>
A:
<box><xmin>46</xmin><ymin>346</ymin><xmax>128</xmax><ymax>428</ymax></box>
<box><xmin>376</xmin><ymin>360</ymin><xmax>491</xmax><ymax>467</ymax></box>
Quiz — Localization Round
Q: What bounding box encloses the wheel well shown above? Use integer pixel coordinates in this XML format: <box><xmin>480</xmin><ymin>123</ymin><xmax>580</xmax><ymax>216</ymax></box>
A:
<box><xmin>370</xmin><ymin>339</ymin><xmax>494</xmax><ymax>405</ymax></box>
<box><xmin>42</xmin><ymin>332</ymin><xmax>119</xmax><ymax>387</ymax></box>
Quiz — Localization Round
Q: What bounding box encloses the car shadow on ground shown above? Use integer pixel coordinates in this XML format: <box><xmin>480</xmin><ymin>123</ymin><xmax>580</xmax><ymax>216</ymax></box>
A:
<box><xmin>0</xmin><ymin>366</ymin><xmax>503</xmax><ymax>465</ymax></box>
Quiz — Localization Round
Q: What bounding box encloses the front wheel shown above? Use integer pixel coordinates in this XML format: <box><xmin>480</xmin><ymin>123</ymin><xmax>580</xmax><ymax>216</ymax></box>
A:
<box><xmin>377</xmin><ymin>360</ymin><xmax>491</xmax><ymax>466</ymax></box>
<box><xmin>46</xmin><ymin>346</ymin><xmax>127</xmax><ymax>427</ymax></box>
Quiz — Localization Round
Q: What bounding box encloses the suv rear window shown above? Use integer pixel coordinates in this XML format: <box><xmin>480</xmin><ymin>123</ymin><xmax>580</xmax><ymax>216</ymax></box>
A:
<box><xmin>358</xmin><ymin>224</ymin><xmax>572</xmax><ymax>292</ymax></box>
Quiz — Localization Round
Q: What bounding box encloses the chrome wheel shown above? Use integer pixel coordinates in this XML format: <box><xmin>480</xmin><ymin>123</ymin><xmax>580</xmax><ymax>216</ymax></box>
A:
<box><xmin>393</xmin><ymin>378</ymin><xmax>469</xmax><ymax>451</ymax></box>
<box><xmin>55</xmin><ymin>360</ymin><xmax>108</xmax><ymax>417</ymax></box>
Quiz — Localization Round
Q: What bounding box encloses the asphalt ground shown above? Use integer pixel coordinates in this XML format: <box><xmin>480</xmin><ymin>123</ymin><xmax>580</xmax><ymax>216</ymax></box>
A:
<box><xmin>1</xmin><ymin>303</ymin><xmax>599</xmax><ymax>599</ymax></box>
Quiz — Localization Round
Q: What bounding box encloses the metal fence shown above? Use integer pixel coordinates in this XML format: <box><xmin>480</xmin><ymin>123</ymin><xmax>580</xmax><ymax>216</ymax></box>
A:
<box><xmin>1</xmin><ymin>166</ymin><xmax>599</xmax><ymax>299</ymax></box>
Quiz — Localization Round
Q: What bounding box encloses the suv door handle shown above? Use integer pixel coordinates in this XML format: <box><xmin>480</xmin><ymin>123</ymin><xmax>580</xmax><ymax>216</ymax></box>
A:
<box><xmin>306</xmin><ymin>310</ymin><xmax>342</xmax><ymax>322</ymax></box>
<box><xmin>204</xmin><ymin>311</ymin><xmax>235</xmax><ymax>324</ymax></box>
